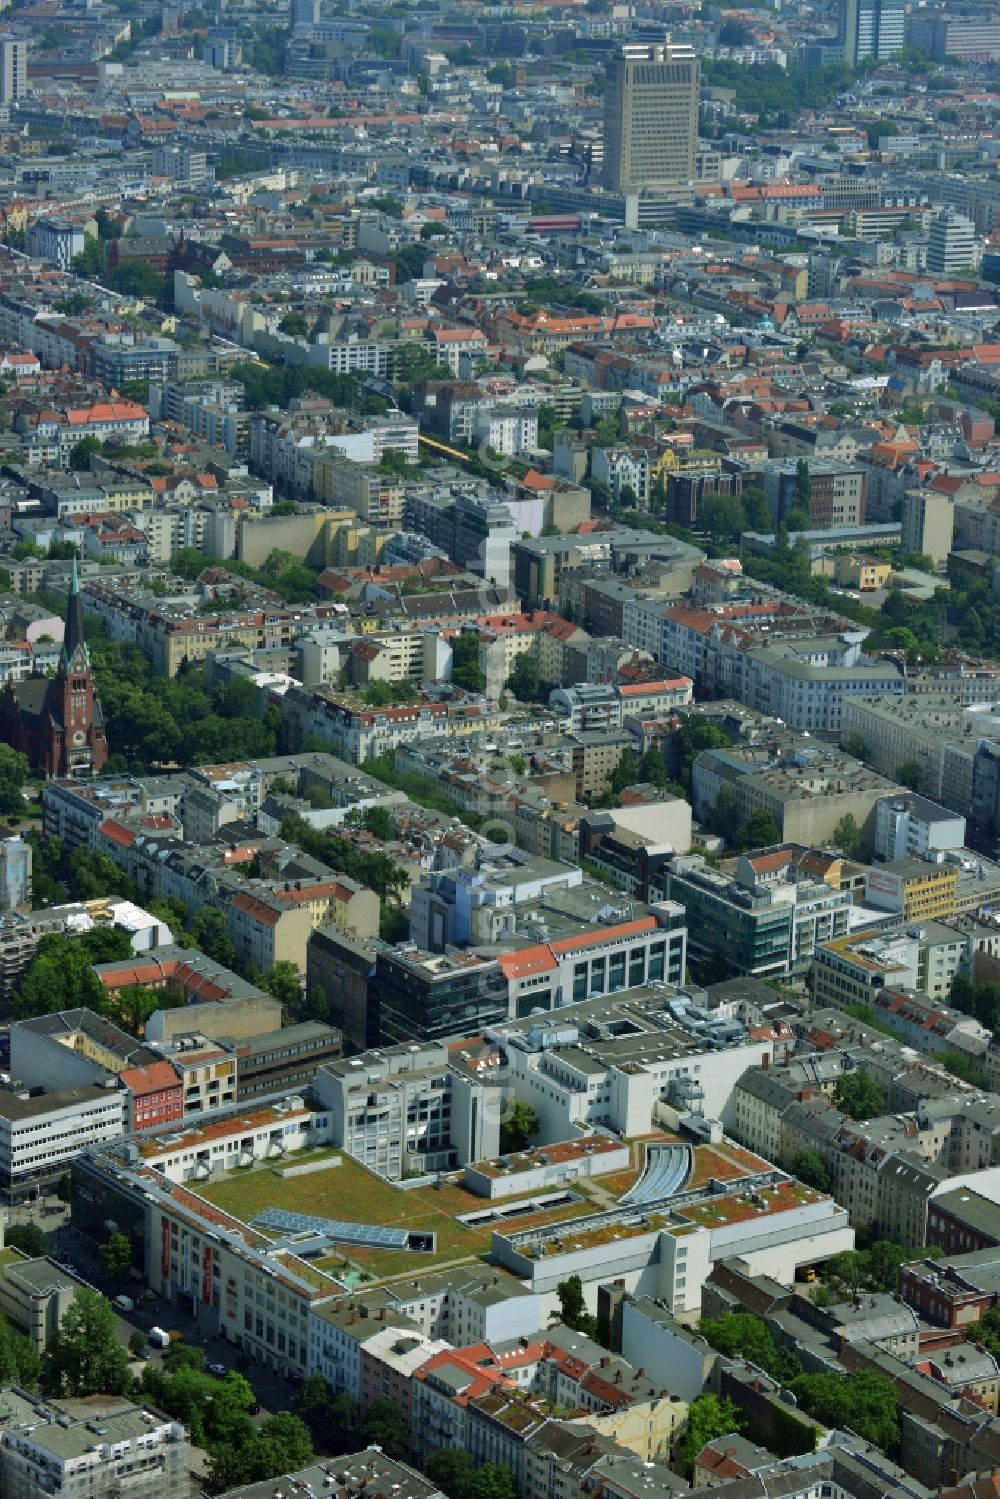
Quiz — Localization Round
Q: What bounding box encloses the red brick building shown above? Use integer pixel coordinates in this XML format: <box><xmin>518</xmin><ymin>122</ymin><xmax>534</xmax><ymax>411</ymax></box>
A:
<box><xmin>121</xmin><ymin>1059</ymin><xmax>184</xmax><ymax>1133</ymax></box>
<box><xmin>0</xmin><ymin>561</ymin><xmax>107</xmax><ymax>777</ymax></box>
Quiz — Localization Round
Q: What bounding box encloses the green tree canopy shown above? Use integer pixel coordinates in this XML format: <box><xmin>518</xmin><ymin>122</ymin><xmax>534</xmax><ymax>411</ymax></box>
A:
<box><xmin>0</xmin><ymin>743</ymin><xmax>28</xmax><ymax>817</ymax></box>
<box><xmin>344</xmin><ymin>804</ymin><xmax>394</xmax><ymax>841</ymax></box>
<box><xmin>98</xmin><ymin>1232</ymin><xmax>132</xmax><ymax>1284</ymax></box>
<box><xmin>737</xmin><ymin>808</ymin><xmax>781</xmax><ymax>850</ymax></box>
<box><xmin>425</xmin><ymin>1451</ymin><xmax>476</xmax><ymax>1499</ymax></box>
<box><xmin>792</xmin><ymin>1150</ymin><xmax>831</xmax><ymax>1194</ymax></box>
<box><xmin>14</xmin><ymin>929</ymin><xmax>133</xmax><ymax>1021</ymax></box>
<box><xmin>831</xmin><ymin>813</ymin><xmax>862</xmax><ymax>858</ymax></box>
<box><xmin>452</xmin><ymin>632</ymin><xmax>486</xmax><ymax>694</ymax></box>
<box><xmin>5</xmin><ymin>1223</ymin><xmax>48</xmax><ymax>1258</ymax></box>
<box><xmin>609</xmin><ymin>746</ymin><xmax>638</xmax><ymax>795</ymax></box>
<box><xmin>683</xmin><ymin>1394</ymin><xmax>745</xmax><ymax>1477</ymax></box>
<box><xmin>292</xmin><ymin>1374</ymin><xmax>351</xmax><ymax>1436</ymax></box>
<box><xmin>499</xmin><ymin>1099</ymin><xmax>538</xmax><ymax>1154</ymax></box>
<box><xmin>192</xmin><ymin>908</ymin><xmax>237</xmax><ymax>970</ymax></box>
<box><xmin>278</xmin><ymin>311</ymin><xmax>310</xmax><ymax>337</ymax></box>
<box><xmin>699</xmin><ymin>491</ymin><xmax>747</xmax><ymax>541</ymax></box>
<box><xmin>264</xmin><ymin>960</ymin><xmax>302</xmax><ymax>1008</ymax></box>
<box><xmin>698</xmin><ymin>1312</ymin><xmax>802</xmax><ymax>1383</ymax></box>
<box><xmin>834</xmin><ymin>1072</ymin><xmax>888</xmax><ymax>1121</ymax></box>
<box><xmin>360</xmin><ymin>1398</ymin><xmax>407</xmax><ymax>1457</ymax></box>
<box><xmin>506</xmin><ymin>653</ymin><xmax>541</xmax><ymax>702</ymax></box>
<box><xmin>0</xmin><ymin>1313</ymin><xmax>39</xmax><ymax>1389</ymax></box>
<box><xmin>69</xmin><ymin>435</ymin><xmax>102</xmax><ymax>471</ymax></box>
<box><xmin>46</xmin><ymin>1290</ymin><xmax>132</xmax><ymax>1396</ymax></box>
<box><xmin>895</xmin><ymin>761</ymin><xmax>922</xmax><ymax>790</ymax></box>
<box><xmin>640</xmin><ymin>745</ymin><xmax>668</xmax><ymax>787</ymax></box>
<box><xmin>141</xmin><ymin>1362</ymin><xmax>254</xmax><ymax>1448</ymax></box>
<box><xmin>556</xmin><ymin>1273</ymin><xmax>598</xmax><ymax>1338</ymax></box>
<box><xmin>671</xmin><ymin>718</ymin><xmax>732</xmax><ymax>793</ymax></box>
<box><xmin>789</xmin><ymin>1369</ymin><xmax>898</xmax><ymax>1451</ymax></box>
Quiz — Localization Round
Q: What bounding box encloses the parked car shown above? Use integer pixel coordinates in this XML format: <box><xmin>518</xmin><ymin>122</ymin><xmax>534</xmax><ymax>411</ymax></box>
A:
<box><xmin>207</xmin><ymin>1362</ymin><xmax>228</xmax><ymax>1378</ymax></box>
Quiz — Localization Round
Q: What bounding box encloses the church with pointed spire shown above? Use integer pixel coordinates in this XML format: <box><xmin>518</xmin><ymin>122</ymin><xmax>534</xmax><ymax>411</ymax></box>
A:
<box><xmin>0</xmin><ymin>561</ymin><xmax>107</xmax><ymax>777</ymax></box>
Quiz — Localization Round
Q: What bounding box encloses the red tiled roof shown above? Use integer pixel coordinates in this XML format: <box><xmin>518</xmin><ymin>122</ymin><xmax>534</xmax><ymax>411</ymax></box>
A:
<box><xmin>99</xmin><ymin>819</ymin><xmax>137</xmax><ymax>849</ymax></box>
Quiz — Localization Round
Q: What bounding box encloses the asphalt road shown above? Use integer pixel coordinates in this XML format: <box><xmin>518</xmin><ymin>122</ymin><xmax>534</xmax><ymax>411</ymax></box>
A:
<box><xmin>48</xmin><ymin>1222</ymin><xmax>300</xmax><ymax>1419</ymax></box>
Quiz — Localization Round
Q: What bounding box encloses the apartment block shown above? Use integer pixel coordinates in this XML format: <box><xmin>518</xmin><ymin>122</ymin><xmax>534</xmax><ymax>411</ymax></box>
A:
<box><xmin>811</xmin><ymin>922</ymin><xmax>971</xmax><ymax>1008</ymax></box>
<box><xmin>313</xmin><ymin>1041</ymin><xmax>501</xmax><ymax>1178</ymax></box>
<box><xmin>0</xmin><ymin>1400</ymin><xmax>190</xmax><ymax>1499</ymax></box>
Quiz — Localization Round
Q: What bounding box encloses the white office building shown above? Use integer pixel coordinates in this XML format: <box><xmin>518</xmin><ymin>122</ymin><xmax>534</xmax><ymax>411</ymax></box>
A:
<box><xmin>0</xmin><ymin>1086</ymin><xmax>125</xmax><ymax>1191</ymax></box>
<box><xmin>927</xmin><ymin>209</ymin><xmax>976</xmax><ymax>276</ymax></box>
<box><xmin>873</xmin><ymin>794</ymin><xmax>966</xmax><ymax>862</ymax></box>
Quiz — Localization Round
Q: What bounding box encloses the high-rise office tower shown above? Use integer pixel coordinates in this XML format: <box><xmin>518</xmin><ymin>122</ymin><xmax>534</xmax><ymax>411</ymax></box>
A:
<box><xmin>927</xmin><ymin>208</ymin><xmax>976</xmax><ymax>276</ymax></box>
<box><xmin>0</xmin><ymin>39</ymin><xmax>26</xmax><ymax>106</ymax></box>
<box><xmin>839</xmin><ymin>0</ymin><xmax>904</xmax><ymax>64</ymax></box>
<box><xmin>602</xmin><ymin>41</ymin><xmax>699</xmax><ymax>193</ymax></box>
<box><xmin>290</xmin><ymin>0</ymin><xmax>320</xmax><ymax>27</ymax></box>
<box><xmin>874</xmin><ymin>0</ymin><xmax>905</xmax><ymax>58</ymax></box>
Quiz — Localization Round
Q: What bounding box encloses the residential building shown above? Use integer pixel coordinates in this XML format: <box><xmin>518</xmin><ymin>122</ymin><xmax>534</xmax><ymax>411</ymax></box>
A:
<box><xmin>227</xmin><ymin>876</ymin><xmax>380</xmax><ymax>974</ymax></box>
<box><xmin>874</xmin><ymin>795</ymin><xmax>966</xmax><ymax>862</ymax></box>
<box><xmin>591</xmin><ymin>446</ymin><xmax>651</xmax><ymax>507</ymax></box>
<box><xmin>25</xmin><ymin>219</ymin><xmax>86</xmax><ymax>271</ymax></box>
<box><xmin>900</xmin><ymin>488</ymin><xmax>955</xmax><ymax>566</ymax></box>
<box><xmin>151</xmin><ymin>146</ymin><xmax>208</xmax><ymax>185</ymax></box>
<box><xmin>9</xmin><ymin>1008</ymin><xmax>183</xmax><ymax>1134</ymax></box>
<box><xmin>692</xmin><ymin>743</ymin><xmax>899</xmax><ymax>855</ymax></box>
<box><xmin>0</xmin><ymin>1399</ymin><xmax>190</xmax><ymax>1499</ymax></box>
<box><xmin>0</xmin><ymin>39</ymin><xmax>26</xmax><ymax>105</ymax></box>
<box><xmin>212</xmin><ymin>1451</ymin><xmax>443</xmax><ymax>1499</ymax></box>
<box><xmin>549</xmin><ymin>684</ymin><xmax>623</xmax><ymax>733</ymax></box>
<box><xmin>810</xmin><ymin>922</ymin><xmax>972</xmax><ymax>1008</ymax></box>
<box><xmin>841</xmin><ymin>688</ymin><xmax>999</xmax><ymax>816</ymax></box>
<box><xmin>762</xmin><ymin>460</ymin><xmax>866</xmax><ymax>530</ymax></box>
<box><xmin>621</xmin><ymin>597</ymin><xmax>904</xmax><ymax>732</ymax></box>
<box><xmin>580</xmin><ymin>803</ymin><xmax>692</xmax><ymax>899</ymax></box>
<box><xmin>473</xmin><ymin>406</ymin><xmax>538</xmax><ymax>458</ymax></box>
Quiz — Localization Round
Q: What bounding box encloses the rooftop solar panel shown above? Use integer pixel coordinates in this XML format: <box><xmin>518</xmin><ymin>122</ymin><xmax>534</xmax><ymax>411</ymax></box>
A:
<box><xmin>254</xmin><ymin>1206</ymin><xmax>410</xmax><ymax>1250</ymax></box>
